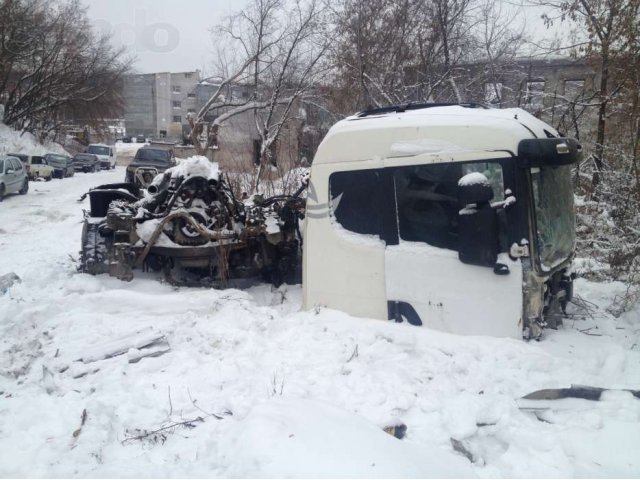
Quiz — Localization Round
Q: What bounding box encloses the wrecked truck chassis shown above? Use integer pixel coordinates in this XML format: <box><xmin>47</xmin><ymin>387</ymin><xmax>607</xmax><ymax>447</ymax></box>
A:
<box><xmin>80</xmin><ymin>167</ymin><xmax>305</xmax><ymax>288</ymax></box>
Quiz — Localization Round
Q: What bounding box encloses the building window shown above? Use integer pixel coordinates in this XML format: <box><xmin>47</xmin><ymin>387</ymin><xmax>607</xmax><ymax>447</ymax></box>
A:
<box><xmin>172</xmin><ymin>85</ymin><xmax>181</xmax><ymax>93</ymax></box>
<box><xmin>172</xmin><ymin>101</ymin><xmax>181</xmax><ymax>108</ymax></box>
<box><xmin>524</xmin><ymin>81</ymin><xmax>545</xmax><ymax>109</ymax></box>
<box><xmin>187</xmin><ymin>93</ymin><xmax>196</xmax><ymax>98</ymax></box>
<box><xmin>564</xmin><ymin>79</ymin><xmax>585</xmax><ymax>100</ymax></box>
<box><xmin>172</xmin><ymin>116</ymin><xmax>182</xmax><ymax>123</ymax></box>
<box><xmin>184</xmin><ymin>73</ymin><xmax>193</xmax><ymax>78</ymax></box>
<box><xmin>187</xmin><ymin>108</ymin><xmax>196</xmax><ymax>113</ymax></box>
<box><xmin>484</xmin><ymin>82</ymin><xmax>503</xmax><ymax>104</ymax></box>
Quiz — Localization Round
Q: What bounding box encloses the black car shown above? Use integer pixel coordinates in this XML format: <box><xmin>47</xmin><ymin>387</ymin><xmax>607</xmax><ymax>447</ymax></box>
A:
<box><xmin>45</xmin><ymin>153</ymin><xmax>74</xmax><ymax>178</ymax></box>
<box><xmin>72</xmin><ymin>153</ymin><xmax>100</xmax><ymax>173</ymax></box>
<box><xmin>125</xmin><ymin>147</ymin><xmax>176</xmax><ymax>188</ymax></box>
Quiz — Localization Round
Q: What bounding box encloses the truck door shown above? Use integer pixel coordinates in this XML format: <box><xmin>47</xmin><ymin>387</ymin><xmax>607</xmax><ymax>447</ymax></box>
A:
<box><xmin>384</xmin><ymin>153</ymin><xmax>523</xmax><ymax>338</ymax></box>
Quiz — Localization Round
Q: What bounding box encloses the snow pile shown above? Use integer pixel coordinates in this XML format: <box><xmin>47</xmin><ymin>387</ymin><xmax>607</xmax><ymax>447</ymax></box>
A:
<box><xmin>166</xmin><ymin>155</ymin><xmax>220</xmax><ymax>182</ymax></box>
<box><xmin>0</xmin><ymin>121</ymin><xmax>69</xmax><ymax>157</ymax></box>
<box><xmin>0</xmin><ymin>168</ymin><xmax>639</xmax><ymax>477</ymax></box>
<box><xmin>221</xmin><ymin>398</ymin><xmax>474</xmax><ymax>478</ymax></box>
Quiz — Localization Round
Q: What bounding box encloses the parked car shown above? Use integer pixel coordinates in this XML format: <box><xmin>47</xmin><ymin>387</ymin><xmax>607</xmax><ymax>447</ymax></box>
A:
<box><xmin>125</xmin><ymin>147</ymin><xmax>176</xmax><ymax>188</ymax></box>
<box><xmin>121</xmin><ymin>136</ymin><xmax>132</xmax><ymax>143</ymax></box>
<box><xmin>0</xmin><ymin>155</ymin><xmax>29</xmax><ymax>201</ymax></box>
<box><xmin>86</xmin><ymin>144</ymin><xmax>117</xmax><ymax>169</ymax></box>
<box><xmin>72</xmin><ymin>153</ymin><xmax>100</xmax><ymax>173</ymax></box>
<box><xmin>8</xmin><ymin>153</ymin><xmax>54</xmax><ymax>181</ymax></box>
<box><xmin>45</xmin><ymin>153</ymin><xmax>74</xmax><ymax>178</ymax></box>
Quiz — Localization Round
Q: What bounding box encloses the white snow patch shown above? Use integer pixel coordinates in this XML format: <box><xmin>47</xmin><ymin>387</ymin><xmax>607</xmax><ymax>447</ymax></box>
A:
<box><xmin>458</xmin><ymin>172</ymin><xmax>490</xmax><ymax>187</ymax></box>
<box><xmin>0</xmin><ymin>122</ymin><xmax>69</xmax><ymax>157</ymax></box>
<box><xmin>165</xmin><ymin>155</ymin><xmax>220</xmax><ymax>181</ymax></box>
<box><xmin>221</xmin><ymin>398</ymin><xmax>475</xmax><ymax>478</ymax></box>
<box><xmin>389</xmin><ymin>139</ymin><xmax>467</xmax><ymax>157</ymax></box>
<box><xmin>0</xmin><ymin>164</ymin><xmax>639</xmax><ymax>477</ymax></box>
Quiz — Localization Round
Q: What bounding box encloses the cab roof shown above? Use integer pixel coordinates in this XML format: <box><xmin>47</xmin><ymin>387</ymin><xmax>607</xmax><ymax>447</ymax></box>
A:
<box><xmin>313</xmin><ymin>105</ymin><xmax>559</xmax><ymax>165</ymax></box>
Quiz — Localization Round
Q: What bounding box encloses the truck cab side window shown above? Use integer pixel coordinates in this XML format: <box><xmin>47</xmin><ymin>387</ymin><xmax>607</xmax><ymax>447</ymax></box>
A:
<box><xmin>329</xmin><ymin>170</ymin><xmax>383</xmax><ymax>237</ymax></box>
<box><xmin>394</xmin><ymin>161</ymin><xmax>506</xmax><ymax>251</ymax></box>
<box><xmin>394</xmin><ymin>163</ymin><xmax>463</xmax><ymax>250</ymax></box>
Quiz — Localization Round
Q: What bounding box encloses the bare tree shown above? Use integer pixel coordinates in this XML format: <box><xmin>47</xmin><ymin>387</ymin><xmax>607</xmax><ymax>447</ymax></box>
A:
<box><xmin>0</xmin><ymin>0</ymin><xmax>132</xmax><ymax>137</ymax></box>
<box><xmin>532</xmin><ymin>0</ymin><xmax>640</xmax><ymax>190</ymax></box>
<box><xmin>189</xmin><ymin>0</ymin><xmax>329</xmax><ymax>191</ymax></box>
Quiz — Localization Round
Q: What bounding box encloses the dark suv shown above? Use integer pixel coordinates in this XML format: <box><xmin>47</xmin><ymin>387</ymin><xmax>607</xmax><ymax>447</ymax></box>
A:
<box><xmin>73</xmin><ymin>153</ymin><xmax>100</xmax><ymax>173</ymax></box>
<box><xmin>45</xmin><ymin>153</ymin><xmax>74</xmax><ymax>178</ymax></box>
<box><xmin>125</xmin><ymin>147</ymin><xmax>176</xmax><ymax>188</ymax></box>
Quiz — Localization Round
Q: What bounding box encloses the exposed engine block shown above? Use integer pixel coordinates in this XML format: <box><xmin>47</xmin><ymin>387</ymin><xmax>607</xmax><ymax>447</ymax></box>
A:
<box><xmin>80</xmin><ymin>157</ymin><xmax>307</xmax><ymax>287</ymax></box>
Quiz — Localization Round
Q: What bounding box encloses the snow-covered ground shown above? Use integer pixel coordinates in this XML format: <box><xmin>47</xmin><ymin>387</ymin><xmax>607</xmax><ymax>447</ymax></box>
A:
<box><xmin>0</xmin><ymin>168</ymin><xmax>639</xmax><ymax>477</ymax></box>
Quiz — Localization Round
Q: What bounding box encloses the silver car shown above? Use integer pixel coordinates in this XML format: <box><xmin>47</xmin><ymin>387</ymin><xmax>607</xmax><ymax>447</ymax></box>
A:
<box><xmin>0</xmin><ymin>156</ymin><xmax>29</xmax><ymax>201</ymax></box>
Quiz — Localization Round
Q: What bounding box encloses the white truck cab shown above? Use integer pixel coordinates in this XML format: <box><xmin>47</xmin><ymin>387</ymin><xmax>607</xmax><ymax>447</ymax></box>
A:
<box><xmin>303</xmin><ymin>104</ymin><xmax>582</xmax><ymax>339</ymax></box>
<box><xmin>87</xmin><ymin>144</ymin><xmax>117</xmax><ymax>170</ymax></box>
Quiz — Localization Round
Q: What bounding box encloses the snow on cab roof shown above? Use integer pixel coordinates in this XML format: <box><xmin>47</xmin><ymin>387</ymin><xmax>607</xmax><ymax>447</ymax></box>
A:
<box><xmin>313</xmin><ymin>105</ymin><xmax>559</xmax><ymax>165</ymax></box>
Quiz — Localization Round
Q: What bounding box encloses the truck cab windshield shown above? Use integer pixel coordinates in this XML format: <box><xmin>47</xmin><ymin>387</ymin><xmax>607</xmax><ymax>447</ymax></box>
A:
<box><xmin>531</xmin><ymin>164</ymin><xmax>575</xmax><ymax>272</ymax></box>
<box><xmin>88</xmin><ymin>146</ymin><xmax>110</xmax><ymax>155</ymax></box>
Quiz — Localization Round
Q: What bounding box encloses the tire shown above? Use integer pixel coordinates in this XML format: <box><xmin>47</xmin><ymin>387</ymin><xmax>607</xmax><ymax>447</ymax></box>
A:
<box><xmin>0</xmin><ymin>184</ymin><xmax>5</xmax><ymax>201</ymax></box>
<box><xmin>19</xmin><ymin>179</ymin><xmax>28</xmax><ymax>195</ymax></box>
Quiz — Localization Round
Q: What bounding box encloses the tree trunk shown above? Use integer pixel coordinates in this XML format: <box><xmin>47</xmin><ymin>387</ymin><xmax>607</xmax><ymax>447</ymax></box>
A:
<box><xmin>592</xmin><ymin>47</ymin><xmax>609</xmax><ymax>193</ymax></box>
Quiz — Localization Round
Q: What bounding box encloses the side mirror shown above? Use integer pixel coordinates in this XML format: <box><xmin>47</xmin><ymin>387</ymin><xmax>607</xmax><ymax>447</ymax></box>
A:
<box><xmin>110</xmin><ymin>151</ymin><xmax>114</xmax><ymax>157</ymax></box>
<box><xmin>6</xmin><ymin>169</ymin><xmax>15</xmax><ymax>175</ymax></box>
<box><xmin>457</xmin><ymin>173</ymin><xmax>499</xmax><ymax>267</ymax></box>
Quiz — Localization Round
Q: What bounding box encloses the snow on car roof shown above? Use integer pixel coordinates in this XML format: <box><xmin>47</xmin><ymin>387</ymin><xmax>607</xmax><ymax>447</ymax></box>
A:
<box><xmin>313</xmin><ymin>106</ymin><xmax>558</xmax><ymax>165</ymax></box>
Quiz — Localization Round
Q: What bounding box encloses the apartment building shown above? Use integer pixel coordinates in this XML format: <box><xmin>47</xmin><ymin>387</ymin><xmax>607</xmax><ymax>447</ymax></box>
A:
<box><xmin>123</xmin><ymin>71</ymin><xmax>200</xmax><ymax>140</ymax></box>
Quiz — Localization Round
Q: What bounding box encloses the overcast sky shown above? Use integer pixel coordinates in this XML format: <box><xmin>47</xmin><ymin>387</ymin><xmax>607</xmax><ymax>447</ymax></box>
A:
<box><xmin>84</xmin><ymin>0</ymin><xmax>248</xmax><ymax>75</ymax></box>
<box><xmin>84</xmin><ymin>0</ymin><xmax>573</xmax><ymax>75</ymax></box>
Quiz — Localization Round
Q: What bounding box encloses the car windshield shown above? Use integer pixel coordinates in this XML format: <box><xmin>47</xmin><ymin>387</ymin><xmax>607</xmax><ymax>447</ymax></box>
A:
<box><xmin>134</xmin><ymin>149</ymin><xmax>171</xmax><ymax>163</ymax></box>
<box><xmin>88</xmin><ymin>146</ymin><xmax>110</xmax><ymax>155</ymax></box>
<box><xmin>531</xmin><ymin>164</ymin><xmax>575</xmax><ymax>272</ymax></box>
<box><xmin>46</xmin><ymin>154</ymin><xmax>66</xmax><ymax>165</ymax></box>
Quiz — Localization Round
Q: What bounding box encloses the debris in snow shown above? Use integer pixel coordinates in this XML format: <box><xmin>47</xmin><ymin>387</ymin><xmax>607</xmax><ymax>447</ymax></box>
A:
<box><xmin>382</xmin><ymin>423</ymin><xmax>407</xmax><ymax>439</ymax></box>
<box><xmin>127</xmin><ymin>344</ymin><xmax>171</xmax><ymax>364</ymax></box>
<box><xmin>75</xmin><ymin>327</ymin><xmax>166</xmax><ymax>363</ymax></box>
<box><xmin>458</xmin><ymin>172</ymin><xmax>490</xmax><ymax>187</ymax></box>
<box><xmin>71</xmin><ymin>409</ymin><xmax>88</xmax><ymax>444</ymax></box>
<box><xmin>0</xmin><ymin>272</ymin><xmax>21</xmax><ymax>294</ymax></box>
<box><xmin>521</xmin><ymin>384</ymin><xmax>640</xmax><ymax>402</ymax></box>
<box><xmin>450</xmin><ymin>438</ymin><xmax>474</xmax><ymax>462</ymax></box>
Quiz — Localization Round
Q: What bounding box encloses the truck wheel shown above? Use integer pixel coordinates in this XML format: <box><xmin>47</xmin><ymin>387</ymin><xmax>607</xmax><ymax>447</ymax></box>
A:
<box><xmin>19</xmin><ymin>179</ymin><xmax>29</xmax><ymax>195</ymax></box>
